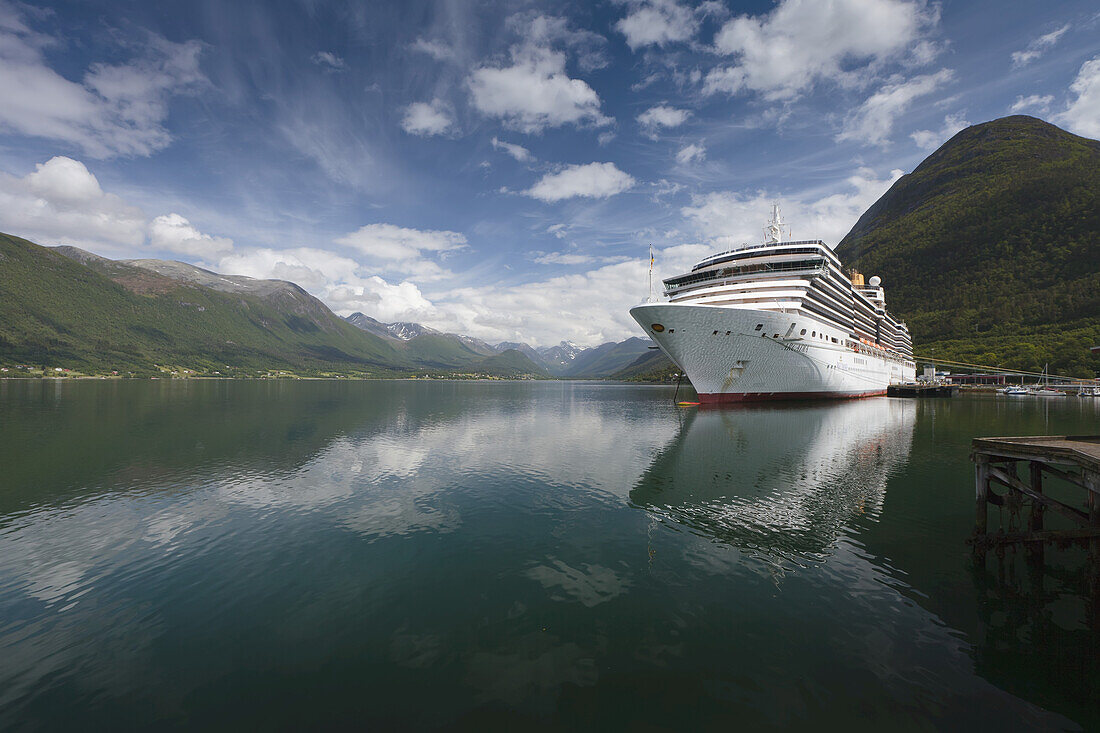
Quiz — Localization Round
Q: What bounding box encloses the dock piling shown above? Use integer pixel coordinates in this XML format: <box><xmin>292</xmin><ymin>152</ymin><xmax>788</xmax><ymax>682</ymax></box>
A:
<box><xmin>969</xmin><ymin>436</ymin><xmax>1100</xmax><ymax>629</ymax></box>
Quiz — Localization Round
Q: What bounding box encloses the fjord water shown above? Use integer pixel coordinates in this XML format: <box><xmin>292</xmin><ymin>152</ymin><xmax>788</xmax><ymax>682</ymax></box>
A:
<box><xmin>1</xmin><ymin>381</ymin><xmax>1097</xmax><ymax>730</ymax></box>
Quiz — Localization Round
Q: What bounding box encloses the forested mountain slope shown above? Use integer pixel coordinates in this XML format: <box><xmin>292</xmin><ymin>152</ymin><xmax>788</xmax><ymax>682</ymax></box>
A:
<box><xmin>836</xmin><ymin>116</ymin><xmax>1100</xmax><ymax>376</ymax></box>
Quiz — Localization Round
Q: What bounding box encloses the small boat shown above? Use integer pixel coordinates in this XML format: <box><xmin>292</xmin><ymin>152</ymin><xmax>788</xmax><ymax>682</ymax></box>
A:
<box><xmin>1028</xmin><ymin>388</ymin><xmax>1065</xmax><ymax>397</ymax></box>
<box><xmin>1002</xmin><ymin>386</ymin><xmax>1029</xmax><ymax>396</ymax></box>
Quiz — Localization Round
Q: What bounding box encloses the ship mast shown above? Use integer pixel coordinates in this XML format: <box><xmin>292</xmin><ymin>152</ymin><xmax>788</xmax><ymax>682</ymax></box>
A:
<box><xmin>764</xmin><ymin>203</ymin><xmax>784</xmax><ymax>244</ymax></box>
<box><xmin>646</xmin><ymin>244</ymin><xmax>655</xmax><ymax>303</ymax></box>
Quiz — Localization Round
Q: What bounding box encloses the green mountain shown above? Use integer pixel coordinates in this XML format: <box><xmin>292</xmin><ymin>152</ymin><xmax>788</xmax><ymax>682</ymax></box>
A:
<box><xmin>472</xmin><ymin>349</ymin><xmax>547</xmax><ymax>377</ymax></box>
<box><xmin>0</xmin><ymin>233</ymin><xmax>405</xmax><ymax>375</ymax></box>
<box><xmin>836</xmin><ymin>115</ymin><xmax>1100</xmax><ymax>377</ymax></box>
<box><xmin>610</xmin><ymin>349</ymin><xmax>677</xmax><ymax>381</ymax></box>
<box><xmin>566</xmin><ymin>337</ymin><xmax>655</xmax><ymax>377</ymax></box>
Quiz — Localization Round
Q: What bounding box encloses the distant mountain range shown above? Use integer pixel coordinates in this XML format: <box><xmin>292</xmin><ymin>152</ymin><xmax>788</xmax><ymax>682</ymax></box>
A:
<box><xmin>342</xmin><ymin>313</ymin><xmax>658</xmax><ymax>378</ymax></box>
<box><xmin>0</xmin><ymin>233</ymin><xmax>655</xmax><ymax>378</ymax></box>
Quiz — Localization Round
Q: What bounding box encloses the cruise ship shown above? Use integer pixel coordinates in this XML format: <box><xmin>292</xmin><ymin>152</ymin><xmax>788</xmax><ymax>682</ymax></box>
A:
<box><xmin>630</xmin><ymin>206</ymin><xmax>916</xmax><ymax>403</ymax></box>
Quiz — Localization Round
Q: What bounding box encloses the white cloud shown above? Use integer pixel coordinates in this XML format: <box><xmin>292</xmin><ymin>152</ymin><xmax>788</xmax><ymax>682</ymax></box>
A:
<box><xmin>524</xmin><ymin>162</ymin><xmax>635</xmax><ymax>202</ymax></box>
<box><xmin>511</xmin><ymin>13</ymin><xmax>609</xmax><ymax>72</ymax></box>
<box><xmin>335</xmin><ymin>223</ymin><xmax>466</xmax><ymax>281</ymax></box>
<box><xmin>615</xmin><ymin>0</ymin><xmax>698</xmax><ymax>50</ymax></box>
<box><xmin>837</xmin><ymin>69</ymin><xmax>954</xmax><ymax>146</ymax></box>
<box><xmin>705</xmin><ymin>0</ymin><xmax>938</xmax><ymax>100</ymax></box>
<box><xmin>400</xmin><ymin>99</ymin><xmax>453</xmax><ymax>136</ymax></box>
<box><xmin>1055</xmin><ymin>56</ymin><xmax>1100</xmax><ymax>139</ymax></box>
<box><xmin>1010</xmin><ymin>94</ymin><xmax>1053</xmax><ymax>114</ymax></box>
<box><xmin>490</xmin><ymin>136</ymin><xmax>533</xmax><ymax>162</ymax></box>
<box><xmin>311</xmin><ymin>51</ymin><xmax>346</xmax><ymax>71</ymax></box>
<box><xmin>0</xmin><ymin>6</ymin><xmax>203</xmax><ymax>157</ymax></box>
<box><xmin>468</xmin><ymin>46</ymin><xmax>610</xmax><ymax>133</ymax></box>
<box><xmin>1011</xmin><ymin>24</ymin><xmax>1070</xmax><ymax>67</ymax></box>
<box><xmin>0</xmin><ymin>156</ymin><xmax>145</xmax><ymax>253</ymax></box>
<box><xmin>675</xmin><ymin>143</ymin><xmax>706</xmax><ymax>164</ymax></box>
<box><xmin>909</xmin><ymin>113</ymin><xmax>969</xmax><ymax>151</ymax></box>
<box><xmin>215</xmin><ymin>247</ymin><xmax>436</xmax><ymax>323</ymax></box>
<box><xmin>637</xmin><ymin>105</ymin><xmax>690</xmax><ymax>137</ymax></box>
<box><xmin>410</xmin><ymin>38</ymin><xmax>457</xmax><ymax>62</ymax></box>
<box><xmin>681</xmin><ymin>167</ymin><xmax>904</xmax><ymax>248</ymax></box>
<box><xmin>148</xmin><ymin>213</ymin><xmax>233</xmax><ymax>258</ymax></box>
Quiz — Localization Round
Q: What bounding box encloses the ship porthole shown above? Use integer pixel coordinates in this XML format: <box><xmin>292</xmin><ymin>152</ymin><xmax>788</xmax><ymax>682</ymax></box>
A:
<box><xmin>651</xmin><ymin>323</ymin><xmax>665</xmax><ymax>333</ymax></box>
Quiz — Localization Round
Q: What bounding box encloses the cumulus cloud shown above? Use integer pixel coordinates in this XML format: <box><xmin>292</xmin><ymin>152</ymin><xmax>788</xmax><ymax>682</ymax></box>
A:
<box><xmin>0</xmin><ymin>5</ymin><xmax>204</xmax><ymax>158</ymax></box>
<box><xmin>1055</xmin><ymin>56</ymin><xmax>1100</xmax><ymax>139</ymax></box>
<box><xmin>637</xmin><ymin>105</ymin><xmax>690</xmax><ymax>137</ymax></box>
<box><xmin>490</xmin><ymin>136</ymin><xmax>533</xmax><ymax>162</ymax></box>
<box><xmin>615</xmin><ymin>0</ymin><xmax>699</xmax><ymax>50</ymax></box>
<box><xmin>335</xmin><ymin>223</ymin><xmax>466</xmax><ymax>281</ymax></box>
<box><xmin>0</xmin><ymin>156</ymin><xmax>145</xmax><ymax>253</ymax></box>
<box><xmin>524</xmin><ymin>162</ymin><xmax>635</xmax><ymax>202</ymax></box>
<box><xmin>837</xmin><ymin>69</ymin><xmax>954</xmax><ymax>146</ymax></box>
<box><xmin>681</xmin><ymin>167</ymin><xmax>904</xmax><ymax>248</ymax></box>
<box><xmin>909</xmin><ymin>113</ymin><xmax>969</xmax><ymax>151</ymax></box>
<box><xmin>410</xmin><ymin>37</ymin><xmax>457</xmax><ymax>62</ymax></box>
<box><xmin>704</xmin><ymin>0</ymin><xmax>938</xmax><ymax>100</ymax></box>
<box><xmin>400</xmin><ymin>99</ymin><xmax>453</xmax><ymax>136</ymax></box>
<box><xmin>1010</xmin><ymin>94</ymin><xmax>1054</xmax><ymax>114</ymax></box>
<box><xmin>311</xmin><ymin>51</ymin><xmax>346</xmax><ymax>71</ymax></box>
<box><xmin>1011</xmin><ymin>25</ymin><xmax>1069</xmax><ymax>67</ymax></box>
<box><xmin>148</xmin><ymin>213</ymin><xmax>233</xmax><ymax>258</ymax></box>
<box><xmin>675</xmin><ymin>142</ymin><xmax>706</xmax><ymax>164</ymax></box>
<box><xmin>468</xmin><ymin>45</ymin><xmax>610</xmax><ymax>133</ymax></box>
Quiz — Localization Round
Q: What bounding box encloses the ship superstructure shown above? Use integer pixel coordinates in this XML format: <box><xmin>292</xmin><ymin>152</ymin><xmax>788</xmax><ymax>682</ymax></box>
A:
<box><xmin>630</xmin><ymin>206</ymin><xmax>916</xmax><ymax>402</ymax></box>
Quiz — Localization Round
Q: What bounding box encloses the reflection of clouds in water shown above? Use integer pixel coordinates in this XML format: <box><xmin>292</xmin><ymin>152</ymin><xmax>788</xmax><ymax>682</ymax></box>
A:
<box><xmin>465</xmin><ymin>635</ymin><xmax>600</xmax><ymax>708</ymax></box>
<box><xmin>526</xmin><ymin>560</ymin><xmax>630</xmax><ymax>608</ymax></box>
<box><xmin>390</xmin><ymin>630</ymin><xmax>446</xmax><ymax>670</ymax></box>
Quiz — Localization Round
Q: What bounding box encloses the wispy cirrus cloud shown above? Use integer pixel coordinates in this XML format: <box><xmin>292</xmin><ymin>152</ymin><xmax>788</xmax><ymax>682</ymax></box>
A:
<box><xmin>837</xmin><ymin>69</ymin><xmax>955</xmax><ymax>146</ymax></box>
<box><xmin>1011</xmin><ymin>24</ymin><xmax>1069</xmax><ymax>67</ymax></box>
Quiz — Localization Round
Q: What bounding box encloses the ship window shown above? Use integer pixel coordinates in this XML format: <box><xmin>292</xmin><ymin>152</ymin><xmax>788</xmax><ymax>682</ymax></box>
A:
<box><xmin>713</xmin><ymin>330</ymin><xmax>718</xmax><ymax>335</ymax></box>
<box><xmin>774</xmin><ymin>334</ymin><xmax>780</xmax><ymax>338</ymax></box>
<box><xmin>668</xmin><ymin>329</ymin><xmax>675</xmax><ymax>333</ymax></box>
<box><xmin>811</xmin><ymin>331</ymin><xmax>816</xmax><ymax>337</ymax></box>
<box><xmin>831</xmin><ymin>337</ymin><xmax>838</xmax><ymax>343</ymax></box>
<box><xmin>754</xmin><ymin>324</ymin><xmax>763</xmax><ymax>331</ymax></box>
<box><xmin>800</xmin><ymin>329</ymin><xmax>807</xmax><ymax>336</ymax></box>
<box><xmin>725</xmin><ymin>331</ymin><xmax>731</xmax><ymax>336</ymax></box>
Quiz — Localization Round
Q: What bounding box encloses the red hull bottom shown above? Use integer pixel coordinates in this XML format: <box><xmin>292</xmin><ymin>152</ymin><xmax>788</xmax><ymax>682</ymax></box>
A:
<box><xmin>697</xmin><ymin>389</ymin><xmax>886</xmax><ymax>404</ymax></box>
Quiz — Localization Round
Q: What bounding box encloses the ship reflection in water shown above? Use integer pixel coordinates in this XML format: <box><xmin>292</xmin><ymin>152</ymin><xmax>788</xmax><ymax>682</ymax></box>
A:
<box><xmin>631</xmin><ymin>398</ymin><xmax>916</xmax><ymax>565</ymax></box>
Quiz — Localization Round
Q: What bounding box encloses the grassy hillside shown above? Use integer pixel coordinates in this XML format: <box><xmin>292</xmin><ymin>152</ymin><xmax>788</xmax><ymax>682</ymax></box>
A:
<box><xmin>0</xmin><ymin>233</ymin><xmax>405</xmax><ymax>375</ymax></box>
<box><xmin>836</xmin><ymin>116</ymin><xmax>1100</xmax><ymax>377</ymax></box>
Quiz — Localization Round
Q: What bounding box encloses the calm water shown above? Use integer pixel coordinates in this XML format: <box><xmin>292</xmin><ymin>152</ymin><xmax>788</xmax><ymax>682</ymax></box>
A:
<box><xmin>1</xmin><ymin>380</ymin><xmax>1098</xmax><ymax>730</ymax></box>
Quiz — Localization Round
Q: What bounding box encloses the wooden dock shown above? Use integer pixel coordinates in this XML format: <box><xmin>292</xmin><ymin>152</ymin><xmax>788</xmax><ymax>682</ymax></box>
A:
<box><xmin>887</xmin><ymin>383</ymin><xmax>959</xmax><ymax>397</ymax></box>
<box><xmin>970</xmin><ymin>435</ymin><xmax>1100</xmax><ymax>628</ymax></box>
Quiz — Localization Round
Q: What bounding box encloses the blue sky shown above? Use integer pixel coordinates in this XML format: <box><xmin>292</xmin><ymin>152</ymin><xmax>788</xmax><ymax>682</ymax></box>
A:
<box><xmin>1</xmin><ymin>0</ymin><xmax>1097</xmax><ymax>346</ymax></box>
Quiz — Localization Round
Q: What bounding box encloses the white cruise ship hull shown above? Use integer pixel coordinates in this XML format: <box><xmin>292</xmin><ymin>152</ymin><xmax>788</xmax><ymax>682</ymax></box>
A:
<box><xmin>630</xmin><ymin>303</ymin><xmax>915</xmax><ymax>403</ymax></box>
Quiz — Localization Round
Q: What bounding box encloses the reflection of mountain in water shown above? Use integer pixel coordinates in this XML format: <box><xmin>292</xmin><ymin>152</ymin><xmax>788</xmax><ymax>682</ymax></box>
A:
<box><xmin>631</xmin><ymin>399</ymin><xmax>916</xmax><ymax>563</ymax></box>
